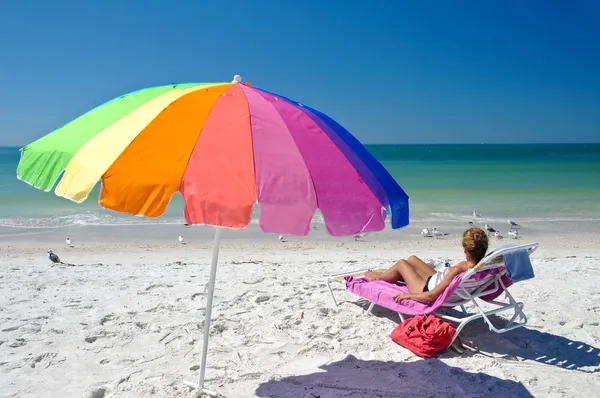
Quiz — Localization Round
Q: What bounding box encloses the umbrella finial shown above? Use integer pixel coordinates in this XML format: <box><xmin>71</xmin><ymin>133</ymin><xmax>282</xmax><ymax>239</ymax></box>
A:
<box><xmin>232</xmin><ymin>75</ymin><xmax>242</xmax><ymax>83</ymax></box>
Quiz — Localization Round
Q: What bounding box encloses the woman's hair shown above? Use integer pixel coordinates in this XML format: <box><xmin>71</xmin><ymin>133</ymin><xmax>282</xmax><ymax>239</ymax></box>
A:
<box><xmin>462</xmin><ymin>227</ymin><xmax>488</xmax><ymax>264</ymax></box>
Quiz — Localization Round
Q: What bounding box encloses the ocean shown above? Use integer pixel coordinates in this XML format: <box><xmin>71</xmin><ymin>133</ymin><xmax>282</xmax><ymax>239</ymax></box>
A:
<box><xmin>1</xmin><ymin>144</ymin><xmax>599</xmax><ymax>228</ymax></box>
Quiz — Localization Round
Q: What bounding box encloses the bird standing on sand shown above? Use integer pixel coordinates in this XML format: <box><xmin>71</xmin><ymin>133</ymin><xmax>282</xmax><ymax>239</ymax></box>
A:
<box><xmin>47</xmin><ymin>250</ymin><xmax>74</xmax><ymax>266</ymax></box>
<box><xmin>432</xmin><ymin>228</ymin><xmax>448</xmax><ymax>239</ymax></box>
<box><xmin>65</xmin><ymin>237</ymin><xmax>72</xmax><ymax>248</ymax></box>
<box><xmin>473</xmin><ymin>211</ymin><xmax>482</xmax><ymax>218</ymax></box>
<box><xmin>353</xmin><ymin>233</ymin><xmax>367</xmax><ymax>241</ymax></box>
<box><xmin>508</xmin><ymin>229</ymin><xmax>519</xmax><ymax>239</ymax></box>
<box><xmin>494</xmin><ymin>231</ymin><xmax>503</xmax><ymax>239</ymax></box>
<box><xmin>484</xmin><ymin>223</ymin><xmax>496</xmax><ymax>233</ymax></box>
<box><xmin>278</xmin><ymin>235</ymin><xmax>284</xmax><ymax>242</ymax></box>
<box><xmin>468</xmin><ymin>220</ymin><xmax>474</xmax><ymax>226</ymax></box>
<box><xmin>48</xmin><ymin>249</ymin><xmax>62</xmax><ymax>266</ymax></box>
<box><xmin>178</xmin><ymin>235</ymin><xmax>185</xmax><ymax>244</ymax></box>
<box><xmin>507</xmin><ymin>219</ymin><xmax>520</xmax><ymax>228</ymax></box>
<box><xmin>421</xmin><ymin>228</ymin><xmax>431</xmax><ymax>237</ymax></box>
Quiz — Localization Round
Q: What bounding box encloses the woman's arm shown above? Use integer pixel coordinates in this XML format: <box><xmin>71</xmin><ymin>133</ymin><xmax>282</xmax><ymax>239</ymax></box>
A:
<box><xmin>394</xmin><ymin>267</ymin><xmax>464</xmax><ymax>303</ymax></box>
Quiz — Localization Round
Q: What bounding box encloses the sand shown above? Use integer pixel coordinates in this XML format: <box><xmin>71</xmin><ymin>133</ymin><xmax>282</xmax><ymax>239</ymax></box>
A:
<box><xmin>1</xmin><ymin>222</ymin><xmax>599</xmax><ymax>397</ymax></box>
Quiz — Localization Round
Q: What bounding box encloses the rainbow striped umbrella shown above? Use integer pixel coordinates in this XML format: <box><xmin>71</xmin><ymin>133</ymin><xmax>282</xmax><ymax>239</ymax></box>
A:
<box><xmin>17</xmin><ymin>75</ymin><xmax>409</xmax><ymax>394</ymax></box>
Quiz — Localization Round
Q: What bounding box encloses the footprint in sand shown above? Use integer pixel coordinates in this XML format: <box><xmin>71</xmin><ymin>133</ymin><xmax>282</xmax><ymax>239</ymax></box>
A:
<box><xmin>21</xmin><ymin>323</ymin><xmax>42</xmax><ymax>333</ymax></box>
<box><xmin>85</xmin><ymin>387</ymin><xmax>107</xmax><ymax>398</ymax></box>
<box><xmin>134</xmin><ymin>321</ymin><xmax>147</xmax><ymax>329</ymax></box>
<box><xmin>243</xmin><ymin>277</ymin><xmax>266</xmax><ymax>285</ymax></box>
<box><xmin>210</xmin><ymin>323</ymin><xmax>227</xmax><ymax>336</ymax></box>
<box><xmin>144</xmin><ymin>283</ymin><xmax>173</xmax><ymax>291</ymax></box>
<box><xmin>144</xmin><ymin>303</ymin><xmax>175</xmax><ymax>313</ymax></box>
<box><xmin>191</xmin><ymin>292</ymin><xmax>203</xmax><ymax>300</ymax></box>
<box><xmin>8</xmin><ymin>338</ymin><xmax>26</xmax><ymax>348</ymax></box>
<box><xmin>1</xmin><ymin>325</ymin><xmax>22</xmax><ymax>332</ymax></box>
<box><xmin>255</xmin><ymin>294</ymin><xmax>271</xmax><ymax>303</ymax></box>
<box><xmin>28</xmin><ymin>352</ymin><xmax>64</xmax><ymax>369</ymax></box>
<box><xmin>99</xmin><ymin>314</ymin><xmax>116</xmax><ymax>325</ymax></box>
<box><xmin>281</xmin><ymin>312</ymin><xmax>304</xmax><ymax>327</ymax></box>
<box><xmin>318</xmin><ymin>308</ymin><xmax>333</xmax><ymax>316</ymax></box>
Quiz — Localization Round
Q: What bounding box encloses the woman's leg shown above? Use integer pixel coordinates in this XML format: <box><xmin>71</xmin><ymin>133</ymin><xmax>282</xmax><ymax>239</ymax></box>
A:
<box><xmin>367</xmin><ymin>260</ymin><xmax>428</xmax><ymax>293</ymax></box>
<box><xmin>405</xmin><ymin>255</ymin><xmax>437</xmax><ymax>279</ymax></box>
<box><xmin>365</xmin><ymin>265</ymin><xmax>401</xmax><ymax>282</ymax></box>
<box><xmin>365</xmin><ymin>255</ymin><xmax>431</xmax><ymax>281</ymax></box>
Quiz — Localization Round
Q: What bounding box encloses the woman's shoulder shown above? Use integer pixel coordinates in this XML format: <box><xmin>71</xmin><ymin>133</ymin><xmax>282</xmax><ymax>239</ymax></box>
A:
<box><xmin>449</xmin><ymin>261</ymin><xmax>471</xmax><ymax>273</ymax></box>
<box><xmin>453</xmin><ymin>260</ymin><xmax>469</xmax><ymax>268</ymax></box>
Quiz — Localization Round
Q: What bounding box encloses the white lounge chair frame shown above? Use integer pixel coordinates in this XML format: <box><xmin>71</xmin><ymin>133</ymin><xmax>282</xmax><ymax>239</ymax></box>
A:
<box><xmin>326</xmin><ymin>242</ymin><xmax>539</xmax><ymax>345</ymax></box>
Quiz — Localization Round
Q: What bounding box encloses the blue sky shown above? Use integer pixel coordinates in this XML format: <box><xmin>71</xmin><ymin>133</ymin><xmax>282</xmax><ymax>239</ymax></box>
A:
<box><xmin>1</xmin><ymin>0</ymin><xmax>599</xmax><ymax>146</ymax></box>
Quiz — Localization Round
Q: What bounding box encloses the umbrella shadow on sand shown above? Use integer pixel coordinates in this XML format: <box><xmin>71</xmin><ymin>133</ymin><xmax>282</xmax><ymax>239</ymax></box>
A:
<box><xmin>352</xmin><ymin>301</ymin><xmax>600</xmax><ymax>374</ymax></box>
<box><xmin>255</xmin><ymin>354</ymin><xmax>533</xmax><ymax>397</ymax></box>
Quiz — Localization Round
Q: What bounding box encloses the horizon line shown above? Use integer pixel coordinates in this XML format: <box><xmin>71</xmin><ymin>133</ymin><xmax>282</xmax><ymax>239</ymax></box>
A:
<box><xmin>2</xmin><ymin>141</ymin><xmax>600</xmax><ymax>149</ymax></box>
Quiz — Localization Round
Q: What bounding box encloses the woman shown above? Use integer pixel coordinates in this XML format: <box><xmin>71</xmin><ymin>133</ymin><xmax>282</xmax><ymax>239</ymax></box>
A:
<box><xmin>365</xmin><ymin>227</ymin><xmax>489</xmax><ymax>303</ymax></box>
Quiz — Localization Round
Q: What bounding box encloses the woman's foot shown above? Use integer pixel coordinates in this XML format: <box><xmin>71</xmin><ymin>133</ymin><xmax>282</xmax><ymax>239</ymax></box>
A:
<box><xmin>365</xmin><ymin>270</ymin><xmax>382</xmax><ymax>280</ymax></box>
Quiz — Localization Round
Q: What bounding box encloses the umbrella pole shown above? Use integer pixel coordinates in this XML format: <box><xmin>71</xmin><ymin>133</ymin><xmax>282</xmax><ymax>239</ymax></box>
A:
<box><xmin>185</xmin><ymin>227</ymin><xmax>222</xmax><ymax>397</ymax></box>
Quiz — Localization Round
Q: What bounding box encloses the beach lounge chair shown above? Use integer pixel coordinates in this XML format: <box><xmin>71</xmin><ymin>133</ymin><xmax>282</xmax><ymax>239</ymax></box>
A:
<box><xmin>326</xmin><ymin>242</ymin><xmax>539</xmax><ymax>345</ymax></box>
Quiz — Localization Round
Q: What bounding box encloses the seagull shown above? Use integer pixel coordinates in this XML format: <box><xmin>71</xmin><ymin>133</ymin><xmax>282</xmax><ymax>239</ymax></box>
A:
<box><xmin>508</xmin><ymin>229</ymin><xmax>519</xmax><ymax>239</ymax></box>
<box><xmin>421</xmin><ymin>228</ymin><xmax>431</xmax><ymax>237</ymax></box>
<box><xmin>48</xmin><ymin>249</ymin><xmax>62</xmax><ymax>266</ymax></box>
<box><xmin>178</xmin><ymin>235</ymin><xmax>185</xmax><ymax>244</ymax></box>
<box><xmin>493</xmin><ymin>231</ymin><xmax>504</xmax><ymax>239</ymax></box>
<box><xmin>278</xmin><ymin>235</ymin><xmax>285</xmax><ymax>242</ymax></box>
<box><xmin>432</xmin><ymin>228</ymin><xmax>448</xmax><ymax>239</ymax></box>
<box><xmin>468</xmin><ymin>220</ymin><xmax>474</xmax><ymax>226</ymax></box>
<box><xmin>473</xmin><ymin>211</ymin><xmax>482</xmax><ymax>218</ymax></box>
<box><xmin>484</xmin><ymin>223</ymin><xmax>497</xmax><ymax>233</ymax></box>
<box><xmin>507</xmin><ymin>219</ymin><xmax>520</xmax><ymax>228</ymax></box>
<box><xmin>353</xmin><ymin>233</ymin><xmax>367</xmax><ymax>241</ymax></box>
<box><xmin>65</xmin><ymin>237</ymin><xmax>72</xmax><ymax>248</ymax></box>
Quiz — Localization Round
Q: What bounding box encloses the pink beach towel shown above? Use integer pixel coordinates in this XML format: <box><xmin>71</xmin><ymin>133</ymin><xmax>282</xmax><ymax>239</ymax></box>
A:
<box><xmin>345</xmin><ymin>268</ymin><xmax>509</xmax><ymax>315</ymax></box>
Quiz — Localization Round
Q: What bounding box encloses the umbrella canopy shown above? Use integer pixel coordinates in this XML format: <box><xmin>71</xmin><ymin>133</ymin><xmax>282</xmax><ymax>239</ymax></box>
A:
<box><xmin>17</xmin><ymin>77</ymin><xmax>409</xmax><ymax>236</ymax></box>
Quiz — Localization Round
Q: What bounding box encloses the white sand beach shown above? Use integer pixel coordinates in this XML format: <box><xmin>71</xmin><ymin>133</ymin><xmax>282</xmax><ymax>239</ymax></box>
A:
<box><xmin>1</xmin><ymin>221</ymin><xmax>599</xmax><ymax>397</ymax></box>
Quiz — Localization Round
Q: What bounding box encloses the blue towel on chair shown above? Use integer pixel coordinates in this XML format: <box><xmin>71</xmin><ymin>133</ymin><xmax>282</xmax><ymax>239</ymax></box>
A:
<box><xmin>494</xmin><ymin>244</ymin><xmax>535</xmax><ymax>282</ymax></box>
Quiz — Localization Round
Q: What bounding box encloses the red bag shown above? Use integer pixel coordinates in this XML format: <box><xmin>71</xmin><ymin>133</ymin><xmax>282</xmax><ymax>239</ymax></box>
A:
<box><xmin>390</xmin><ymin>314</ymin><xmax>456</xmax><ymax>358</ymax></box>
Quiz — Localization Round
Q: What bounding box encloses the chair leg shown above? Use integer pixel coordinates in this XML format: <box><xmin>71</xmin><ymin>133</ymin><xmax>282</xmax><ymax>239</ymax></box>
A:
<box><xmin>441</xmin><ymin>312</ymin><xmax>484</xmax><ymax>345</ymax></box>
<box><xmin>502</xmin><ymin>287</ymin><xmax>527</xmax><ymax>324</ymax></box>
<box><xmin>326</xmin><ymin>277</ymin><xmax>338</xmax><ymax>306</ymax></box>
<box><xmin>366</xmin><ymin>302</ymin><xmax>375</xmax><ymax>314</ymax></box>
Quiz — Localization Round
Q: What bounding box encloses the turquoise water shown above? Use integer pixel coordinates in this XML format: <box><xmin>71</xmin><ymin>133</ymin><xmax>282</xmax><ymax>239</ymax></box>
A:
<box><xmin>1</xmin><ymin>144</ymin><xmax>599</xmax><ymax>227</ymax></box>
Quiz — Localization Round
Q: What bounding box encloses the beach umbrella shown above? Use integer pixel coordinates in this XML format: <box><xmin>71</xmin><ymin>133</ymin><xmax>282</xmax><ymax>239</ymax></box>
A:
<box><xmin>16</xmin><ymin>75</ymin><xmax>410</xmax><ymax>396</ymax></box>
